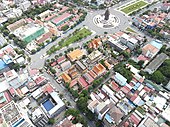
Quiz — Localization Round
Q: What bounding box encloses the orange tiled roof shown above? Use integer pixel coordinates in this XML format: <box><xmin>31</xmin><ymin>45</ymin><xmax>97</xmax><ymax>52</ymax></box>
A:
<box><xmin>61</xmin><ymin>73</ymin><xmax>71</xmax><ymax>83</ymax></box>
<box><xmin>92</xmin><ymin>63</ymin><xmax>106</xmax><ymax>75</ymax></box>
<box><xmin>104</xmin><ymin>60</ymin><xmax>112</xmax><ymax>69</ymax></box>
<box><xmin>142</xmin><ymin>44</ymin><xmax>159</xmax><ymax>55</ymax></box>
<box><xmin>88</xmin><ymin>38</ymin><xmax>101</xmax><ymax>49</ymax></box>
<box><xmin>88</xmin><ymin>70</ymin><xmax>97</xmax><ymax>79</ymax></box>
<box><xmin>67</xmin><ymin>49</ymin><xmax>84</xmax><ymax>61</ymax></box>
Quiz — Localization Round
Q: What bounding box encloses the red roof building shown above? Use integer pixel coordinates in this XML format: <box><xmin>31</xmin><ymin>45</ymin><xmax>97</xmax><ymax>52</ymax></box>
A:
<box><xmin>34</xmin><ymin>76</ymin><xmax>46</xmax><ymax>85</ymax></box>
<box><xmin>130</xmin><ymin>93</ymin><xmax>138</xmax><ymax>102</ymax></box>
<box><xmin>58</xmin><ymin>6</ymin><xmax>69</xmax><ymax>14</ymax></box>
<box><xmin>36</xmin><ymin>32</ymin><xmax>53</xmax><ymax>44</ymax></box>
<box><xmin>50</xmin><ymin>62</ymin><xmax>57</xmax><ymax>67</ymax></box>
<box><xmin>129</xmin><ymin>113</ymin><xmax>141</xmax><ymax>126</ymax></box>
<box><xmin>121</xmin><ymin>86</ymin><xmax>130</xmax><ymax>94</ymax></box>
<box><xmin>52</xmin><ymin>13</ymin><xmax>72</xmax><ymax>26</ymax></box>
<box><xmin>42</xmin><ymin>84</ymin><xmax>54</xmax><ymax>93</ymax></box>
<box><xmin>88</xmin><ymin>70</ymin><xmax>97</xmax><ymax>79</ymax></box>
<box><xmin>70</xmin><ymin>78</ymin><xmax>78</xmax><ymax>88</ymax></box>
<box><xmin>83</xmin><ymin>72</ymin><xmax>94</xmax><ymax>84</ymax></box>
<box><xmin>78</xmin><ymin>77</ymin><xmax>89</xmax><ymax>88</ymax></box>
<box><xmin>29</xmin><ymin>69</ymin><xmax>39</xmax><ymax>77</ymax></box>
<box><xmin>57</xmin><ymin>56</ymin><xmax>66</xmax><ymax>64</ymax></box>
<box><xmin>111</xmin><ymin>81</ymin><xmax>119</xmax><ymax>92</ymax></box>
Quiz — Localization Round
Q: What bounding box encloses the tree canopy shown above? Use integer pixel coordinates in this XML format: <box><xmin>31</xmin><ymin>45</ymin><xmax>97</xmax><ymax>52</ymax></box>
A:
<box><xmin>150</xmin><ymin>71</ymin><xmax>164</xmax><ymax>84</ymax></box>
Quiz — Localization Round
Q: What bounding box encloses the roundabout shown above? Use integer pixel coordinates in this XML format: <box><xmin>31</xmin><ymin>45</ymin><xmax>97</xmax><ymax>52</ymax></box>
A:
<box><xmin>83</xmin><ymin>7</ymin><xmax>130</xmax><ymax>35</ymax></box>
<box><xmin>93</xmin><ymin>9</ymin><xmax>120</xmax><ymax>29</ymax></box>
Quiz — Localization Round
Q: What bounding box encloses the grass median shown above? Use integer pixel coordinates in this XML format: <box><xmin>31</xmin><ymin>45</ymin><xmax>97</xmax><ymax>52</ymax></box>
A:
<box><xmin>120</xmin><ymin>1</ymin><xmax>148</xmax><ymax>14</ymax></box>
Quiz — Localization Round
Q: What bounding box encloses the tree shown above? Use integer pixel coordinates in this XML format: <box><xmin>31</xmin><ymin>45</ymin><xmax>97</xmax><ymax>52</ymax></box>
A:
<box><xmin>95</xmin><ymin>120</ymin><xmax>103</xmax><ymax>127</ymax></box>
<box><xmin>81</xmin><ymin>90</ymin><xmax>88</xmax><ymax>96</ymax></box>
<box><xmin>121</xmin><ymin>51</ymin><xmax>130</xmax><ymax>59</ymax></box>
<box><xmin>65</xmin><ymin>108</ymin><xmax>80</xmax><ymax>117</ymax></box>
<box><xmin>99</xmin><ymin>4</ymin><xmax>105</xmax><ymax>9</ymax></box>
<box><xmin>8</xmin><ymin>34</ymin><xmax>15</xmax><ymax>39</ymax></box>
<box><xmin>159</xmin><ymin>45</ymin><xmax>167</xmax><ymax>53</ymax></box>
<box><xmin>160</xmin><ymin>66</ymin><xmax>170</xmax><ymax>78</ymax></box>
<box><xmin>162</xmin><ymin>59</ymin><xmax>170</xmax><ymax>66</ymax></box>
<box><xmin>82</xmin><ymin>55</ymin><xmax>86</xmax><ymax>59</ymax></box>
<box><xmin>59</xmin><ymin>53</ymin><xmax>63</xmax><ymax>56</ymax></box>
<box><xmin>136</xmin><ymin>49</ymin><xmax>142</xmax><ymax>55</ymax></box>
<box><xmin>104</xmin><ymin>31</ymin><xmax>108</xmax><ymax>34</ymax></box>
<box><xmin>88</xmin><ymin>86</ymin><xmax>93</xmax><ymax>92</ymax></box>
<box><xmin>114</xmin><ymin>63</ymin><xmax>133</xmax><ymax>83</ymax></box>
<box><xmin>150</xmin><ymin>71</ymin><xmax>164</xmax><ymax>84</ymax></box>
<box><xmin>77</xmin><ymin>97</ymin><xmax>88</xmax><ymax>112</ymax></box>
<box><xmin>91</xmin><ymin>0</ymin><xmax>97</xmax><ymax>4</ymax></box>
<box><xmin>159</xmin><ymin>59</ymin><xmax>170</xmax><ymax>78</ymax></box>
<box><xmin>27</xmin><ymin>57</ymin><xmax>31</xmax><ymax>62</ymax></box>
<box><xmin>138</xmin><ymin>60</ymin><xmax>144</xmax><ymax>67</ymax></box>
<box><xmin>48</xmin><ymin>118</ymin><xmax>55</xmax><ymax>125</ymax></box>
<box><xmin>3</xmin><ymin>30</ymin><xmax>9</xmax><ymax>36</ymax></box>
<box><xmin>12</xmin><ymin>63</ymin><xmax>20</xmax><ymax>71</ymax></box>
<box><xmin>61</xmin><ymin>25</ymin><xmax>69</xmax><ymax>31</ymax></box>
<box><xmin>86</xmin><ymin>110</ymin><xmax>95</xmax><ymax>120</ymax></box>
<box><xmin>50</xmin><ymin>67</ymin><xmax>56</xmax><ymax>74</ymax></box>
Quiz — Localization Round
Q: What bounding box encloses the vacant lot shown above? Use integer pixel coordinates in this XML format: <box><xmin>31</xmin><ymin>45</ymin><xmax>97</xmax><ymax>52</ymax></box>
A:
<box><xmin>120</xmin><ymin>1</ymin><xmax>148</xmax><ymax>14</ymax></box>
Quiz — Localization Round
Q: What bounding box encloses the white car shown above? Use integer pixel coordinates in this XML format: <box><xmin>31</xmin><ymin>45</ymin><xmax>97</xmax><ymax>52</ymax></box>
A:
<box><xmin>56</xmin><ymin>79</ymin><xmax>62</xmax><ymax>84</ymax></box>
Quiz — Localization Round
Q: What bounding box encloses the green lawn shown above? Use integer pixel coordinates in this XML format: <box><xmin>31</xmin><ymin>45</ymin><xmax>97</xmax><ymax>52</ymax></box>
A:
<box><xmin>125</xmin><ymin>27</ymin><xmax>137</xmax><ymax>33</ymax></box>
<box><xmin>47</xmin><ymin>28</ymin><xmax>92</xmax><ymax>55</ymax></box>
<box><xmin>61</xmin><ymin>28</ymin><xmax>92</xmax><ymax>47</ymax></box>
<box><xmin>120</xmin><ymin>1</ymin><xmax>148</xmax><ymax>14</ymax></box>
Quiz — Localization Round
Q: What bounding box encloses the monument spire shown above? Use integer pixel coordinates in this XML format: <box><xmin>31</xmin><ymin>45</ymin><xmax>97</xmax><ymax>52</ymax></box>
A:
<box><xmin>104</xmin><ymin>8</ymin><xmax>110</xmax><ymax>20</ymax></box>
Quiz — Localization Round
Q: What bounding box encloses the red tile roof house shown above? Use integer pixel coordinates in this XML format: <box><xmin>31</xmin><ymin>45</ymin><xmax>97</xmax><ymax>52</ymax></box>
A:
<box><xmin>36</xmin><ymin>31</ymin><xmax>53</xmax><ymax>45</ymax></box>
<box><xmin>70</xmin><ymin>78</ymin><xmax>78</xmax><ymax>88</ymax></box>
<box><xmin>111</xmin><ymin>81</ymin><xmax>120</xmax><ymax>92</ymax></box>
<box><xmin>42</xmin><ymin>83</ymin><xmax>54</xmax><ymax>93</ymax></box>
<box><xmin>34</xmin><ymin>76</ymin><xmax>47</xmax><ymax>86</ymax></box>
<box><xmin>3</xmin><ymin>47</ymin><xmax>17</xmax><ymax>57</ymax></box>
<box><xmin>88</xmin><ymin>70</ymin><xmax>97</xmax><ymax>79</ymax></box>
<box><xmin>78</xmin><ymin>76</ymin><xmax>89</xmax><ymax>90</ymax></box>
<box><xmin>9</xmin><ymin>87</ymin><xmax>16</xmax><ymax>96</ymax></box>
<box><xmin>50</xmin><ymin>62</ymin><xmax>57</xmax><ymax>67</ymax></box>
<box><xmin>58</xmin><ymin>6</ymin><xmax>69</xmax><ymax>14</ymax></box>
<box><xmin>0</xmin><ymin>91</ymin><xmax>12</xmax><ymax>108</ymax></box>
<box><xmin>129</xmin><ymin>112</ymin><xmax>142</xmax><ymax>126</ymax></box>
<box><xmin>57</xmin><ymin>56</ymin><xmax>66</xmax><ymax>64</ymax></box>
<box><xmin>57</xmin><ymin>22</ymin><xmax>69</xmax><ymax>31</ymax></box>
<box><xmin>52</xmin><ymin>13</ymin><xmax>72</xmax><ymax>26</ymax></box>
<box><xmin>45</xmin><ymin>14</ymin><xmax>57</xmax><ymax>21</ymax></box>
<box><xmin>26</xmin><ymin>81</ymin><xmax>38</xmax><ymax>92</ymax></box>
<box><xmin>121</xmin><ymin>86</ymin><xmax>131</xmax><ymax>94</ymax></box>
<box><xmin>83</xmin><ymin>72</ymin><xmax>94</xmax><ymax>84</ymax></box>
<box><xmin>29</xmin><ymin>68</ymin><xmax>39</xmax><ymax>77</ymax></box>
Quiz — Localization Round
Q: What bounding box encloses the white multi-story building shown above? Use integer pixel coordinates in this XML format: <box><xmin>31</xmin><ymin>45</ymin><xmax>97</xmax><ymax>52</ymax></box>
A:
<box><xmin>0</xmin><ymin>101</ymin><xmax>34</xmax><ymax>127</ymax></box>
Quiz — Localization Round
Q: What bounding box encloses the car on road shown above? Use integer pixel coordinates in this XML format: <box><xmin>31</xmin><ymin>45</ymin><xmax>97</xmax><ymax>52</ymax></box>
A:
<box><xmin>56</xmin><ymin>78</ymin><xmax>62</xmax><ymax>84</ymax></box>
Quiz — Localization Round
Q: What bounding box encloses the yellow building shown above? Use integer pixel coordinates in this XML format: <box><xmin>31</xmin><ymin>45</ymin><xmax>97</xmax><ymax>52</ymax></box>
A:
<box><xmin>61</xmin><ymin>73</ymin><xmax>71</xmax><ymax>83</ymax></box>
<box><xmin>67</xmin><ymin>49</ymin><xmax>84</xmax><ymax>62</ymax></box>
